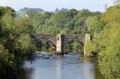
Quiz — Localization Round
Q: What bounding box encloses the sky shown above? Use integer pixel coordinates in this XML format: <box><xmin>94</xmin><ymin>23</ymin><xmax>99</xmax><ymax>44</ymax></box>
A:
<box><xmin>0</xmin><ymin>0</ymin><xmax>114</xmax><ymax>12</ymax></box>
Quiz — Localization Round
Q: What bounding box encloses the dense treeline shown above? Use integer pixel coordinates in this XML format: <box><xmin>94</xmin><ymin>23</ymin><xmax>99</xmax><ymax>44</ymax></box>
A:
<box><xmin>85</xmin><ymin>4</ymin><xmax>120</xmax><ymax>79</ymax></box>
<box><xmin>26</xmin><ymin>9</ymin><xmax>100</xmax><ymax>34</ymax></box>
<box><xmin>0</xmin><ymin>6</ymin><xmax>35</xmax><ymax>79</ymax></box>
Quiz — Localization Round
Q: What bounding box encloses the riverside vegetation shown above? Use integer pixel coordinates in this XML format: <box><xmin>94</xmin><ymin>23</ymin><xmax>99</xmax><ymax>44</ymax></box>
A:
<box><xmin>0</xmin><ymin>1</ymin><xmax>120</xmax><ymax>79</ymax></box>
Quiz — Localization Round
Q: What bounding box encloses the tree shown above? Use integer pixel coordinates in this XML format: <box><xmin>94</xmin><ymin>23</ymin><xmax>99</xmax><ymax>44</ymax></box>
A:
<box><xmin>0</xmin><ymin>6</ymin><xmax>35</xmax><ymax>76</ymax></box>
<box><xmin>86</xmin><ymin>4</ymin><xmax>120</xmax><ymax>79</ymax></box>
<box><xmin>50</xmin><ymin>11</ymin><xmax>71</xmax><ymax>27</ymax></box>
<box><xmin>72</xmin><ymin>40</ymin><xmax>81</xmax><ymax>52</ymax></box>
<box><xmin>67</xmin><ymin>9</ymin><xmax>78</xmax><ymax>18</ymax></box>
<box><xmin>99</xmin><ymin>22</ymin><xmax>120</xmax><ymax>79</ymax></box>
<box><xmin>0</xmin><ymin>44</ymin><xmax>16</xmax><ymax>79</ymax></box>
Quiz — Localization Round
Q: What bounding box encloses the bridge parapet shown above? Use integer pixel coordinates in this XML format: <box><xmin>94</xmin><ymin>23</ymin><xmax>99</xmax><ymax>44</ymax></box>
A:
<box><xmin>31</xmin><ymin>34</ymin><xmax>56</xmax><ymax>45</ymax></box>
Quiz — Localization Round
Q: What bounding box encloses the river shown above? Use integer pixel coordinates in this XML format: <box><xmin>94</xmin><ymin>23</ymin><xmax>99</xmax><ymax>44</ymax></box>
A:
<box><xmin>17</xmin><ymin>53</ymin><xmax>104</xmax><ymax>79</ymax></box>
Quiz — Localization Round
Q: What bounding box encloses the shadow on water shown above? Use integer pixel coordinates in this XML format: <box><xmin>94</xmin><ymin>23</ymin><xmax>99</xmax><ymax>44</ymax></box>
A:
<box><xmin>17</xmin><ymin>53</ymin><xmax>104</xmax><ymax>79</ymax></box>
<box><xmin>16</xmin><ymin>68</ymin><xmax>33</xmax><ymax>79</ymax></box>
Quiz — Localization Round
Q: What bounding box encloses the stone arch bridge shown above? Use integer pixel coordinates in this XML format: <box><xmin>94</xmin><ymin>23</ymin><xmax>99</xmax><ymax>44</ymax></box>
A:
<box><xmin>31</xmin><ymin>34</ymin><xmax>90</xmax><ymax>54</ymax></box>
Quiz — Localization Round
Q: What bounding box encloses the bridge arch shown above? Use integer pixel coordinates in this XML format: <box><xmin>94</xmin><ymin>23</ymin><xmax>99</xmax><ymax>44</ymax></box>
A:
<box><xmin>64</xmin><ymin>39</ymin><xmax>84</xmax><ymax>45</ymax></box>
<box><xmin>34</xmin><ymin>39</ymin><xmax>56</xmax><ymax>52</ymax></box>
<box><xmin>31</xmin><ymin>34</ymin><xmax>56</xmax><ymax>44</ymax></box>
<box><xmin>64</xmin><ymin>39</ymin><xmax>84</xmax><ymax>53</ymax></box>
<box><xmin>38</xmin><ymin>39</ymin><xmax>56</xmax><ymax>47</ymax></box>
<box><xmin>31</xmin><ymin>34</ymin><xmax>56</xmax><ymax>52</ymax></box>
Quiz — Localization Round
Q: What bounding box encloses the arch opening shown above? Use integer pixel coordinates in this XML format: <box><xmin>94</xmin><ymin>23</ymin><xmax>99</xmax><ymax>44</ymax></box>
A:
<box><xmin>34</xmin><ymin>39</ymin><xmax>56</xmax><ymax>52</ymax></box>
<box><xmin>64</xmin><ymin>40</ymin><xmax>84</xmax><ymax>53</ymax></box>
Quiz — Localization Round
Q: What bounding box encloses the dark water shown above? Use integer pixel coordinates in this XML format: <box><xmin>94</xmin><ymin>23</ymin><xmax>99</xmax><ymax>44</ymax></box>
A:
<box><xmin>20</xmin><ymin>53</ymin><xmax>104</xmax><ymax>79</ymax></box>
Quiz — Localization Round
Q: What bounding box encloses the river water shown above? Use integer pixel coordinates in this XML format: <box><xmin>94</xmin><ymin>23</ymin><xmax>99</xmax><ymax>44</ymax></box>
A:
<box><xmin>20</xmin><ymin>53</ymin><xmax>104</xmax><ymax>79</ymax></box>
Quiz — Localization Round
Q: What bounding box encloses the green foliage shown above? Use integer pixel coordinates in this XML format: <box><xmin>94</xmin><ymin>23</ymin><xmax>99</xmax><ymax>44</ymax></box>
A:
<box><xmin>67</xmin><ymin>9</ymin><xmax>78</xmax><ymax>18</ymax></box>
<box><xmin>51</xmin><ymin>11</ymin><xmax>71</xmax><ymax>28</ymax></box>
<box><xmin>87</xmin><ymin>15</ymin><xmax>106</xmax><ymax>35</ymax></box>
<box><xmin>72</xmin><ymin>40</ymin><xmax>82</xmax><ymax>52</ymax></box>
<box><xmin>98</xmin><ymin>22</ymin><xmax>120</xmax><ymax>79</ymax></box>
<box><xmin>35</xmin><ymin>40</ymin><xmax>55</xmax><ymax>52</ymax></box>
<box><xmin>0</xmin><ymin>6</ymin><xmax>35</xmax><ymax>78</ymax></box>
<box><xmin>85</xmin><ymin>40</ymin><xmax>98</xmax><ymax>54</ymax></box>
<box><xmin>26</xmin><ymin>8</ymin><xmax>100</xmax><ymax>34</ymax></box>
<box><xmin>15</xmin><ymin>17</ymin><xmax>33</xmax><ymax>34</ymax></box>
<box><xmin>16</xmin><ymin>34</ymin><xmax>32</xmax><ymax>52</ymax></box>
<box><xmin>64</xmin><ymin>40</ymin><xmax>83</xmax><ymax>53</ymax></box>
<box><xmin>0</xmin><ymin>6</ymin><xmax>15</xmax><ymax>18</ymax></box>
<box><xmin>0</xmin><ymin>44</ymin><xmax>16</xmax><ymax>79</ymax></box>
<box><xmin>86</xmin><ymin>4</ymin><xmax>120</xmax><ymax>79</ymax></box>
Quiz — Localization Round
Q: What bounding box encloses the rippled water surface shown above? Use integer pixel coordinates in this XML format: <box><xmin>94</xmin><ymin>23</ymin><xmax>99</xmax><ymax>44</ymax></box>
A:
<box><xmin>22</xmin><ymin>53</ymin><xmax>103</xmax><ymax>79</ymax></box>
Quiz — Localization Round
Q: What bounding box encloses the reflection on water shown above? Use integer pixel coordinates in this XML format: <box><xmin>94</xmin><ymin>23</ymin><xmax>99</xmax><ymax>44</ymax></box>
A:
<box><xmin>56</xmin><ymin>59</ymin><xmax>62</xmax><ymax>79</ymax></box>
<box><xmin>22</xmin><ymin>53</ymin><xmax>103</xmax><ymax>79</ymax></box>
